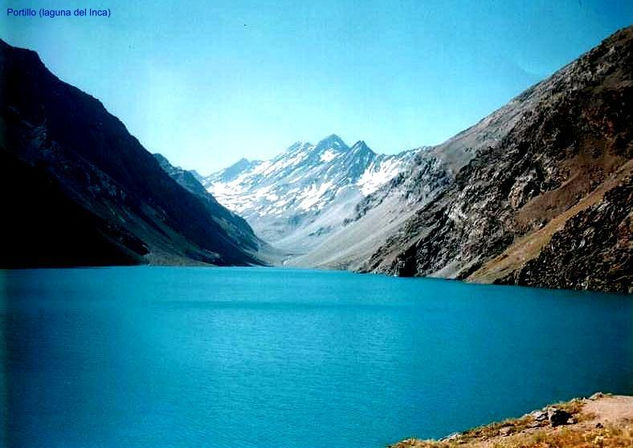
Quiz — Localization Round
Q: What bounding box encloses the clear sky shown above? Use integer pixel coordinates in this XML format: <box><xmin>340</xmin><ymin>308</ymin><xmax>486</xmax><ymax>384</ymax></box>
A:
<box><xmin>2</xmin><ymin>1</ymin><xmax>631</xmax><ymax>174</ymax></box>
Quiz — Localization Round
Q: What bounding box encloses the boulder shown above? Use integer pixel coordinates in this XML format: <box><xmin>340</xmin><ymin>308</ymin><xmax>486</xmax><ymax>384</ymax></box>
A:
<box><xmin>531</xmin><ymin>410</ymin><xmax>548</xmax><ymax>422</ymax></box>
<box><xmin>547</xmin><ymin>408</ymin><xmax>573</xmax><ymax>426</ymax></box>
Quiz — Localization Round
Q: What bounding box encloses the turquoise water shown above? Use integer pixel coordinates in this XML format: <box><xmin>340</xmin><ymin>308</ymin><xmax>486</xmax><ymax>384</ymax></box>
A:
<box><xmin>2</xmin><ymin>267</ymin><xmax>632</xmax><ymax>448</ymax></box>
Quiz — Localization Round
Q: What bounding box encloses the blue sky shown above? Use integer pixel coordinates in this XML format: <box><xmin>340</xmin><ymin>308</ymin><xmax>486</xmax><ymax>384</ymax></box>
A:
<box><xmin>2</xmin><ymin>0</ymin><xmax>631</xmax><ymax>173</ymax></box>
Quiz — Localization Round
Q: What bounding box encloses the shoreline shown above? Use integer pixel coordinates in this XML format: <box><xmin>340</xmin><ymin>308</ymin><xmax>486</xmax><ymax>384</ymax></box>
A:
<box><xmin>391</xmin><ymin>393</ymin><xmax>633</xmax><ymax>447</ymax></box>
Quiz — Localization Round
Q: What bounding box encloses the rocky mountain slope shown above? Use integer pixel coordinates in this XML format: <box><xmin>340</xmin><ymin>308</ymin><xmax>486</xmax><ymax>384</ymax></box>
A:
<box><xmin>286</xmin><ymin>53</ymin><xmax>546</xmax><ymax>270</ymax></box>
<box><xmin>203</xmin><ymin>135</ymin><xmax>418</xmax><ymax>255</ymax></box>
<box><xmin>0</xmin><ymin>39</ymin><xmax>262</xmax><ymax>268</ymax></box>
<box><xmin>361</xmin><ymin>26</ymin><xmax>633</xmax><ymax>293</ymax></box>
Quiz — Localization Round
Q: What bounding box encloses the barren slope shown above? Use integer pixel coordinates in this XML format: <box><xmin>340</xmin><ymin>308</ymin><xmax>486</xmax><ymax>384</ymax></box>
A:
<box><xmin>362</xmin><ymin>26</ymin><xmax>633</xmax><ymax>293</ymax></box>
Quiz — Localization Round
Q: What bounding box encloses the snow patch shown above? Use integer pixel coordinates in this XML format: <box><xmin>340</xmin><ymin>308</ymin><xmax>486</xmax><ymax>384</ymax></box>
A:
<box><xmin>320</xmin><ymin>149</ymin><xmax>339</xmax><ymax>163</ymax></box>
<box><xmin>357</xmin><ymin>157</ymin><xmax>404</xmax><ymax>195</ymax></box>
<box><xmin>297</xmin><ymin>182</ymin><xmax>333</xmax><ymax>210</ymax></box>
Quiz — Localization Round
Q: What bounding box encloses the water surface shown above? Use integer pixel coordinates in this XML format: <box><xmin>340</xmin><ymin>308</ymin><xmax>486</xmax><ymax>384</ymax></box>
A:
<box><xmin>2</xmin><ymin>267</ymin><xmax>632</xmax><ymax>447</ymax></box>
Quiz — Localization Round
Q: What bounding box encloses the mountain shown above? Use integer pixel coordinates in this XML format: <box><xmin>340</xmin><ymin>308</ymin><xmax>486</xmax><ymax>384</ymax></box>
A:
<box><xmin>203</xmin><ymin>134</ymin><xmax>419</xmax><ymax>256</ymax></box>
<box><xmin>153</xmin><ymin>153</ymin><xmax>210</xmax><ymax>197</ymax></box>
<box><xmin>152</xmin><ymin>153</ymin><xmax>265</xmax><ymax>255</ymax></box>
<box><xmin>214</xmin><ymin>158</ymin><xmax>263</xmax><ymax>183</ymax></box>
<box><xmin>300</xmin><ymin>74</ymin><xmax>553</xmax><ymax>270</ymax></box>
<box><xmin>360</xmin><ymin>26</ymin><xmax>633</xmax><ymax>293</ymax></box>
<box><xmin>0</xmin><ymin>39</ymin><xmax>262</xmax><ymax>268</ymax></box>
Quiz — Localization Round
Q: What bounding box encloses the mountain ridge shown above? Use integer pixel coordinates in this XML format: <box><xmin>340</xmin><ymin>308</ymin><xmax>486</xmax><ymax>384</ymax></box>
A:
<box><xmin>203</xmin><ymin>134</ymin><xmax>419</xmax><ymax>255</ymax></box>
<box><xmin>361</xmin><ymin>25</ymin><xmax>633</xmax><ymax>293</ymax></box>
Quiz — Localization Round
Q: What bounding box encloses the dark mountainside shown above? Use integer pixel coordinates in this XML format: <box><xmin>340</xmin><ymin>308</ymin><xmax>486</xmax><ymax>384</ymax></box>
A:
<box><xmin>152</xmin><ymin>152</ymin><xmax>265</xmax><ymax>256</ymax></box>
<box><xmin>154</xmin><ymin>153</ymin><xmax>211</xmax><ymax>197</ymax></box>
<box><xmin>363</xmin><ymin>26</ymin><xmax>633</xmax><ymax>293</ymax></box>
<box><xmin>0</xmin><ymin>39</ymin><xmax>262</xmax><ymax>268</ymax></box>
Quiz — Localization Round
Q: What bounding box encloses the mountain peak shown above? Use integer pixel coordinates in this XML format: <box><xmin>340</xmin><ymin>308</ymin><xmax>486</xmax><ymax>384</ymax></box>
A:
<box><xmin>314</xmin><ymin>134</ymin><xmax>348</xmax><ymax>152</ymax></box>
<box><xmin>214</xmin><ymin>157</ymin><xmax>260</xmax><ymax>183</ymax></box>
<box><xmin>153</xmin><ymin>152</ymin><xmax>169</xmax><ymax>164</ymax></box>
<box><xmin>232</xmin><ymin>157</ymin><xmax>251</xmax><ymax>166</ymax></box>
<box><xmin>286</xmin><ymin>141</ymin><xmax>313</xmax><ymax>153</ymax></box>
<box><xmin>350</xmin><ymin>140</ymin><xmax>374</xmax><ymax>154</ymax></box>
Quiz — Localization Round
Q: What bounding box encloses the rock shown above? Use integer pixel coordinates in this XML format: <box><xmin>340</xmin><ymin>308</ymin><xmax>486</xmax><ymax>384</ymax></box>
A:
<box><xmin>499</xmin><ymin>426</ymin><xmax>513</xmax><ymax>436</ymax></box>
<box><xmin>396</xmin><ymin>438</ymin><xmax>418</xmax><ymax>447</ymax></box>
<box><xmin>590</xmin><ymin>392</ymin><xmax>606</xmax><ymax>400</ymax></box>
<box><xmin>440</xmin><ymin>432</ymin><xmax>460</xmax><ymax>442</ymax></box>
<box><xmin>531</xmin><ymin>410</ymin><xmax>548</xmax><ymax>422</ymax></box>
<box><xmin>548</xmin><ymin>408</ymin><xmax>573</xmax><ymax>426</ymax></box>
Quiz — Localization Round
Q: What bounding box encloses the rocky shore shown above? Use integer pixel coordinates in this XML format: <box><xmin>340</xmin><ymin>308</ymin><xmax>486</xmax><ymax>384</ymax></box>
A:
<box><xmin>392</xmin><ymin>393</ymin><xmax>633</xmax><ymax>448</ymax></box>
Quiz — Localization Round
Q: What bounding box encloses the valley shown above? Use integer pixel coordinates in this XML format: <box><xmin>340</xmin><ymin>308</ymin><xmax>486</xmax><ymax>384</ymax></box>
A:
<box><xmin>1</xmin><ymin>26</ymin><xmax>632</xmax><ymax>293</ymax></box>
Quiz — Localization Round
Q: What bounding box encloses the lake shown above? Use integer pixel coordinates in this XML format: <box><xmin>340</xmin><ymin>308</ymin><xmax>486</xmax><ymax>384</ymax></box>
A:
<box><xmin>2</xmin><ymin>267</ymin><xmax>632</xmax><ymax>447</ymax></box>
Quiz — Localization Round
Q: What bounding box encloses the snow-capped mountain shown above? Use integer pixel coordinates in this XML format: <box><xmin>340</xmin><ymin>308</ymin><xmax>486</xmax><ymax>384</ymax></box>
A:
<box><xmin>202</xmin><ymin>134</ymin><xmax>419</xmax><ymax>255</ymax></box>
